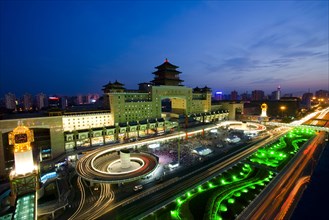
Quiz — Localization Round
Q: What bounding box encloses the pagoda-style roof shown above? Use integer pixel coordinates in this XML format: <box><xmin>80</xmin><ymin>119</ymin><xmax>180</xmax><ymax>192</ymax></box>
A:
<box><xmin>155</xmin><ymin>58</ymin><xmax>180</xmax><ymax>71</ymax></box>
<box><xmin>152</xmin><ymin>59</ymin><xmax>184</xmax><ymax>86</ymax></box>
<box><xmin>102</xmin><ymin>80</ymin><xmax>125</xmax><ymax>93</ymax></box>
<box><xmin>113</xmin><ymin>80</ymin><xmax>124</xmax><ymax>86</ymax></box>
<box><xmin>193</xmin><ymin>87</ymin><xmax>201</xmax><ymax>92</ymax></box>
<box><xmin>203</xmin><ymin>86</ymin><xmax>212</xmax><ymax>92</ymax></box>
<box><xmin>193</xmin><ymin>86</ymin><xmax>212</xmax><ymax>93</ymax></box>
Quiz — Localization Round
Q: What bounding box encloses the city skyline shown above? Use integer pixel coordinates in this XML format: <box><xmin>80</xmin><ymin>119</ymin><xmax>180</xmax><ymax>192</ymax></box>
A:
<box><xmin>1</xmin><ymin>1</ymin><xmax>328</xmax><ymax>97</ymax></box>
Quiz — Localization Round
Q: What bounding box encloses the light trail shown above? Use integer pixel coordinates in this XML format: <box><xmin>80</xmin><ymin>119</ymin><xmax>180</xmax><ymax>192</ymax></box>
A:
<box><xmin>275</xmin><ymin>176</ymin><xmax>310</xmax><ymax>220</ymax></box>
<box><xmin>68</xmin><ymin>177</ymin><xmax>85</xmax><ymax>220</ymax></box>
<box><xmin>246</xmin><ymin>131</ymin><xmax>326</xmax><ymax>220</ymax></box>
<box><xmin>68</xmin><ymin>180</ymin><xmax>115</xmax><ymax>220</ymax></box>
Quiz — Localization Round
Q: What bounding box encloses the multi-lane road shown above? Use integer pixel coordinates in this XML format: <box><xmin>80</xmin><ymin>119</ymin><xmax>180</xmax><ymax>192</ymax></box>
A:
<box><xmin>242</xmin><ymin>109</ymin><xmax>329</xmax><ymax>220</ymax></box>
<box><xmin>98</xmin><ymin>133</ymin><xmax>284</xmax><ymax>219</ymax></box>
<box><xmin>68</xmin><ymin>177</ymin><xmax>114</xmax><ymax>220</ymax></box>
<box><xmin>68</xmin><ymin>108</ymin><xmax>329</xmax><ymax>219</ymax></box>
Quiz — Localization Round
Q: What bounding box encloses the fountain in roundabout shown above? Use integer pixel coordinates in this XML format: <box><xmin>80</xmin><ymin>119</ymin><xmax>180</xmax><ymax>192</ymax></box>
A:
<box><xmin>76</xmin><ymin>147</ymin><xmax>159</xmax><ymax>184</ymax></box>
<box><xmin>107</xmin><ymin>149</ymin><xmax>146</xmax><ymax>175</ymax></box>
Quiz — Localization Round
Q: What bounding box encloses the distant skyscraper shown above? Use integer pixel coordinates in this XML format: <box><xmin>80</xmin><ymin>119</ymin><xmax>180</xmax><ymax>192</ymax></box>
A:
<box><xmin>251</xmin><ymin>90</ymin><xmax>265</xmax><ymax>101</ymax></box>
<box><xmin>23</xmin><ymin>93</ymin><xmax>33</xmax><ymax>111</ymax></box>
<box><xmin>35</xmin><ymin>93</ymin><xmax>47</xmax><ymax>110</ymax></box>
<box><xmin>5</xmin><ymin>92</ymin><xmax>17</xmax><ymax>110</ymax></box>
<box><xmin>230</xmin><ymin>90</ymin><xmax>238</xmax><ymax>101</ymax></box>
<box><xmin>271</xmin><ymin>86</ymin><xmax>281</xmax><ymax>100</ymax></box>
<box><xmin>61</xmin><ymin>96</ymin><xmax>68</xmax><ymax>109</ymax></box>
<box><xmin>87</xmin><ymin>93</ymin><xmax>100</xmax><ymax>103</ymax></box>
<box><xmin>77</xmin><ymin>94</ymin><xmax>84</xmax><ymax>104</ymax></box>
<box><xmin>48</xmin><ymin>96</ymin><xmax>61</xmax><ymax>109</ymax></box>
<box><xmin>276</xmin><ymin>85</ymin><xmax>281</xmax><ymax>100</ymax></box>
<box><xmin>302</xmin><ymin>92</ymin><xmax>313</xmax><ymax>109</ymax></box>
<box><xmin>315</xmin><ymin>89</ymin><xmax>329</xmax><ymax>103</ymax></box>
<box><xmin>214</xmin><ymin>91</ymin><xmax>223</xmax><ymax>101</ymax></box>
<box><xmin>241</xmin><ymin>92</ymin><xmax>250</xmax><ymax>101</ymax></box>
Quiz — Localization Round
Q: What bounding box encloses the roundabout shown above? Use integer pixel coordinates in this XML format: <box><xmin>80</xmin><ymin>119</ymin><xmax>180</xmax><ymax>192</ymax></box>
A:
<box><xmin>76</xmin><ymin>148</ymin><xmax>159</xmax><ymax>184</ymax></box>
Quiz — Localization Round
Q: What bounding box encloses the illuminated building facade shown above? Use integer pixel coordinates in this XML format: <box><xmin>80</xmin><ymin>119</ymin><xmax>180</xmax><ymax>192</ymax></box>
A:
<box><xmin>0</xmin><ymin>60</ymin><xmax>234</xmax><ymax>177</ymax></box>
<box><xmin>104</xmin><ymin>60</ymin><xmax>213</xmax><ymax>124</ymax></box>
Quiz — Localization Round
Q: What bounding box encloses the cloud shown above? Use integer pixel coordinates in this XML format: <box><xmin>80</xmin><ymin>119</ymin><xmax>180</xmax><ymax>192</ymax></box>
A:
<box><xmin>268</xmin><ymin>58</ymin><xmax>293</xmax><ymax>68</ymax></box>
<box><xmin>282</xmin><ymin>51</ymin><xmax>323</xmax><ymax>58</ymax></box>
<box><xmin>250</xmin><ymin>77</ymin><xmax>285</xmax><ymax>85</ymax></box>
<box><xmin>249</xmin><ymin>34</ymin><xmax>289</xmax><ymax>50</ymax></box>
<box><xmin>298</xmin><ymin>37</ymin><xmax>328</xmax><ymax>48</ymax></box>
<box><xmin>204</xmin><ymin>57</ymin><xmax>261</xmax><ymax>74</ymax></box>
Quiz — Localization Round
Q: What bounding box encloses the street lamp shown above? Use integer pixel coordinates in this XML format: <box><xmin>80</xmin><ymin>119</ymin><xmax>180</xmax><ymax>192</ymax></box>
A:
<box><xmin>280</xmin><ymin>106</ymin><xmax>286</xmax><ymax>118</ymax></box>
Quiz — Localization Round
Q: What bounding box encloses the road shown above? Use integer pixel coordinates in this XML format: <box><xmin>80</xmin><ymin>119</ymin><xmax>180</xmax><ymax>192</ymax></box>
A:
<box><xmin>98</xmin><ymin>132</ymin><xmax>284</xmax><ymax>219</ymax></box>
<box><xmin>68</xmin><ymin>177</ymin><xmax>115</xmax><ymax>220</ymax></box>
<box><xmin>242</xmin><ymin>109</ymin><xmax>329</xmax><ymax>220</ymax></box>
<box><xmin>67</xmin><ymin>109</ymin><xmax>329</xmax><ymax>219</ymax></box>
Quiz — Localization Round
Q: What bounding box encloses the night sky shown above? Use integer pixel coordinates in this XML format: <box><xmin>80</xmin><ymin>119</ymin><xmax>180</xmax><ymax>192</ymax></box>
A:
<box><xmin>0</xmin><ymin>0</ymin><xmax>328</xmax><ymax>97</ymax></box>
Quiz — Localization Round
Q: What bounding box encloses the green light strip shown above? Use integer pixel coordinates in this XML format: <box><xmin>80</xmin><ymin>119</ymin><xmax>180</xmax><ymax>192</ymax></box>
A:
<box><xmin>146</xmin><ymin>128</ymin><xmax>315</xmax><ymax>220</ymax></box>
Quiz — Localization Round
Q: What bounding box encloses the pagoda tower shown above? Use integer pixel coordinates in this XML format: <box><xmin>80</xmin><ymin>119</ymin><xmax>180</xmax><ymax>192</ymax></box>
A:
<box><xmin>151</xmin><ymin>58</ymin><xmax>184</xmax><ymax>86</ymax></box>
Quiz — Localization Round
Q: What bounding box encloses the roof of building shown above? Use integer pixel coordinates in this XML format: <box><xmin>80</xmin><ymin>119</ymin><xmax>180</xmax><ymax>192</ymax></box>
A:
<box><xmin>155</xmin><ymin>58</ymin><xmax>179</xmax><ymax>70</ymax></box>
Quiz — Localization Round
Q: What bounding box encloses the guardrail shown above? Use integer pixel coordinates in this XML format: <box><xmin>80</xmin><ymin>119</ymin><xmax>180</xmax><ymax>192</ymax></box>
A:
<box><xmin>266</xmin><ymin>122</ymin><xmax>329</xmax><ymax>132</ymax></box>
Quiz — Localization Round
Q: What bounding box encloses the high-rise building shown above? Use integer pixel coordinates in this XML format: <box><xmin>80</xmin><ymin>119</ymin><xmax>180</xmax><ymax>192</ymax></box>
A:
<box><xmin>77</xmin><ymin>94</ymin><xmax>84</xmax><ymax>104</ymax></box>
<box><xmin>48</xmin><ymin>96</ymin><xmax>61</xmax><ymax>109</ymax></box>
<box><xmin>5</xmin><ymin>92</ymin><xmax>17</xmax><ymax>110</ymax></box>
<box><xmin>276</xmin><ymin>85</ymin><xmax>281</xmax><ymax>100</ymax></box>
<box><xmin>241</xmin><ymin>92</ymin><xmax>250</xmax><ymax>101</ymax></box>
<box><xmin>231</xmin><ymin>90</ymin><xmax>238</xmax><ymax>101</ymax></box>
<box><xmin>23</xmin><ymin>93</ymin><xmax>33</xmax><ymax>111</ymax></box>
<box><xmin>302</xmin><ymin>92</ymin><xmax>313</xmax><ymax>109</ymax></box>
<box><xmin>315</xmin><ymin>89</ymin><xmax>329</xmax><ymax>103</ymax></box>
<box><xmin>86</xmin><ymin>93</ymin><xmax>100</xmax><ymax>104</ymax></box>
<box><xmin>251</xmin><ymin>90</ymin><xmax>265</xmax><ymax>101</ymax></box>
<box><xmin>214</xmin><ymin>91</ymin><xmax>223</xmax><ymax>101</ymax></box>
<box><xmin>35</xmin><ymin>93</ymin><xmax>47</xmax><ymax>110</ymax></box>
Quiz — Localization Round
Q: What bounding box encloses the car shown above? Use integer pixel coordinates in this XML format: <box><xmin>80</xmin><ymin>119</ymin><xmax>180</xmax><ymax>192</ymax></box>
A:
<box><xmin>133</xmin><ymin>185</ymin><xmax>143</xmax><ymax>191</ymax></box>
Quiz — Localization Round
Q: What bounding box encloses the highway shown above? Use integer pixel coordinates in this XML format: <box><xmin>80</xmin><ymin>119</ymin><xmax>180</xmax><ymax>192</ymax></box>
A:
<box><xmin>275</xmin><ymin>176</ymin><xmax>310</xmax><ymax>220</ymax></box>
<box><xmin>241</xmin><ymin>109</ymin><xmax>329</xmax><ymax>220</ymax></box>
<box><xmin>244</xmin><ymin>132</ymin><xmax>326</xmax><ymax>220</ymax></box>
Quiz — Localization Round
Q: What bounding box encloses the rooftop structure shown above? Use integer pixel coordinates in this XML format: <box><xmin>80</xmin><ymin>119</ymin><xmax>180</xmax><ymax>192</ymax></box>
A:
<box><xmin>151</xmin><ymin>59</ymin><xmax>183</xmax><ymax>86</ymax></box>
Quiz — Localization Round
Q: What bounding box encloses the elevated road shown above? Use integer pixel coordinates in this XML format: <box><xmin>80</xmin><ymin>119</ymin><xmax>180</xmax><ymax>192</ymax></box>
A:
<box><xmin>98</xmin><ymin>133</ymin><xmax>285</xmax><ymax>219</ymax></box>
<box><xmin>241</xmin><ymin>108</ymin><xmax>329</xmax><ymax>220</ymax></box>
<box><xmin>76</xmin><ymin>151</ymin><xmax>158</xmax><ymax>183</ymax></box>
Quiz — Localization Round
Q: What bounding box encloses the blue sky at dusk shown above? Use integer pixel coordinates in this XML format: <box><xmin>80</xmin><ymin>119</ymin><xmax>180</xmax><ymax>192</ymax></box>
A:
<box><xmin>0</xmin><ymin>0</ymin><xmax>328</xmax><ymax>97</ymax></box>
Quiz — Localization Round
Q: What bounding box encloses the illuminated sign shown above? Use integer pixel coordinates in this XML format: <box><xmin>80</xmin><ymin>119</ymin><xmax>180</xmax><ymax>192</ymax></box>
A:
<box><xmin>14</xmin><ymin>134</ymin><xmax>28</xmax><ymax>144</ymax></box>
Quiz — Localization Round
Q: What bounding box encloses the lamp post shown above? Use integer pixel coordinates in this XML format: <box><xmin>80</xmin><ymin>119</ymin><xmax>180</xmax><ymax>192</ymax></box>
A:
<box><xmin>280</xmin><ymin>106</ymin><xmax>286</xmax><ymax>118</ymax></box>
